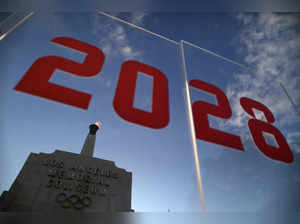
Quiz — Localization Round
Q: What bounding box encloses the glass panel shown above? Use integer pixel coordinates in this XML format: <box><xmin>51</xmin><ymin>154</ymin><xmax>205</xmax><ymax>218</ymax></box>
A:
<box><xmin>183</xmin><ymin>36</ymin><xmax>300</xmax><ymax>211</ymax></box>
<box><xmin>0</xmin><ymin>12</ymin><xmax>201</xmax><ymax>212</ymax></box>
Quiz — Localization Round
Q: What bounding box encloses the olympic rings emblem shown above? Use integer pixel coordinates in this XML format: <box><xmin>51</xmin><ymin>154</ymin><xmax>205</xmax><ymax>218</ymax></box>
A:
<box><xmin>56</xmin><ymin>192</ymin><xmax>92</xmax><ymax>209</ymax></box>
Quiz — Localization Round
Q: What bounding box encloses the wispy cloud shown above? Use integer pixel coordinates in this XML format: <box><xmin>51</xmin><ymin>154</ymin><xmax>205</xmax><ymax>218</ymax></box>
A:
<box><xmin>226</xmin><ymin>13</ymin><xmax>300</xmax><ymax>152</ymax></box>
<box><xmin>130</xmin><ymin>12</ymin><xmax>147</xmax><ymax>26</ymax></box>
<box><xmin>287</xmin><ymin>132</ymin><xmax>300</xmax><ymax>154</ymax></box>
<box><xmin>92</xmin><ymin>13</ymin><xmax>144</xmax><ymax>60</ymax></box>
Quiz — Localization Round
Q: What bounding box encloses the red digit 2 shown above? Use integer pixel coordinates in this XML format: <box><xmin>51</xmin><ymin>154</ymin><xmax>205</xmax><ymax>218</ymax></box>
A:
<box><xmin>189</xmin><ymin>79</ymin><xmax>244</xmax><ymax>151</ymax></box>
<box><xmin>113</xmin><ymin>60</ymin><xmax>169</xmax><ymax>129</ymax></box>
<box><xmin>14</xmin><ymin>37</ymin><xmax>105</xmax><ymax>110</ymax></box>
<box><xmin>240</xmin><ymin>97</ymin><xmax>293</xmax><ymax>163</ymax></box>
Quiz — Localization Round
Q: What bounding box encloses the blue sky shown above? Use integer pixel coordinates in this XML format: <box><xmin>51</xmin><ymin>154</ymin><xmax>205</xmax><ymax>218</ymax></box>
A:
<box><xmin>0</xmin><ymin>12</ymin><xmax>300</xmax><ymax>213</ymax></box>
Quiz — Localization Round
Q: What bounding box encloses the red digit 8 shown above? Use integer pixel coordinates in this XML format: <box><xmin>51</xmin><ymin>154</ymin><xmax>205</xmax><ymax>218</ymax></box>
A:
<box><xmin>189</xmin><ymin>79</ymin><xmax>244</xmax><ymax>151</ymax></box>
<box><xmin>113</xmin><ymin>60</ymin><xmax>169</xmax><ymax>129</ymax></box>
<box><xmin>14</xmin><ymin>37</ymin><xmax>105</xmax><ymax>110</ymax></box>
<box><xmin>240</xmin><ymin>97</ymin><xmax>293</xmax><ymax>163</ymax></box>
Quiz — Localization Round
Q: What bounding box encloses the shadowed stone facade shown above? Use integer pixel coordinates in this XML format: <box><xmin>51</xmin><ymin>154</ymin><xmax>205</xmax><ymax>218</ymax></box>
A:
<box><xmin>0</xmin><ymin>150</ymin><xmax>133</xmax><ymax>212</ymax></box>
<box><xmin>0</xmin><ymin>123</ymin><xmax>133</xmax><ymax>212</ymax></box>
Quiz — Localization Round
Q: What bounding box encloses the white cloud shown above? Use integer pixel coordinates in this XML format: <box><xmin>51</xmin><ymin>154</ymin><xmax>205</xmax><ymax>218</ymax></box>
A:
<box><xmin>105</xmin><ymin>80</ymin><xmax>112</xmax><ymax>88</ymax></box>
<box><xmin>288</xmin><ymin>132</ymin><xmax>300</xmax><ymax>139</ymax></box>
<box><xmin>236</xmin><ymin>13</ymin><xmax>253</xmax><ymax>25</ymax></box>
<box><xmin>92</xmin><ymin>13</ymin><xmax>143</xmax><ymax>60</ymax></box>
<box><xmin>130</xmin><ymin>12</ymin><xmax>147</xmax><ymax>26</ymax></box>
<box><xmin>121</xmin><ymin>46</ymin><xmax>131</xmax><ymax>54</ymax></box>
<box><xmin>287</xmin><ymin>132</ymin><xmax>300</xmax><ymax>154</ymax></box>
<box><xmin>121</xmin><ymin>45</ymin><xmax>140</xmax><ymax>58</ymax></box>
<box><xmin>226</xmin><ymin>13</ymin><xmax>300</xmax><ymax>135</ymax></box>
<box><xmin>293</xmin><ymin>144</ymin><xmax>300</xmax><ymax>154</ymax></box>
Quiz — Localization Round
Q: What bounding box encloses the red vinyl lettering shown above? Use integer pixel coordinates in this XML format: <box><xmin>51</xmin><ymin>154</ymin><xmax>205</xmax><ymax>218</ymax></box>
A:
<box><xmin>240</xmin><ymin>97</ymin><xmax>293</xmax><ymax>163</ymax></box>
<box><xmin>14</xmin><ymin>37</ymin><xmax>105</xmax><ymax>109</ymax></box>
<box><xmin>113</xmin><ymin>60</ymin><xmax>169</xmax><ymax>129</ymax></box>
<box><xmin>189</xmin><ymin>79</ymin><xmax>244</xmax><ymax>151</ymax></box>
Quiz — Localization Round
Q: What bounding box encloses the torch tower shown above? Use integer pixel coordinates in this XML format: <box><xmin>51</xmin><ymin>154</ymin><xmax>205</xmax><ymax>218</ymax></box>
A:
<box><xmin>80</xmin><ymin>122</ymin><xmax>100</xmax><ymax>157</ymax></box>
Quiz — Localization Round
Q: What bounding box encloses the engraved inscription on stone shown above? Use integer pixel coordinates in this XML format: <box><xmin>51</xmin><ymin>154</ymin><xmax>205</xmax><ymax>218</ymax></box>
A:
<box><xmin>0</xmin><ymin>150</ymin><xmax>133</xmax><ymax>212</ymax></box>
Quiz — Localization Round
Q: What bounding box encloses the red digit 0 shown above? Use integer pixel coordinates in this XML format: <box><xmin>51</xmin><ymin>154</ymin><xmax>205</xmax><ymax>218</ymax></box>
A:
<box><xmin>113</xmin><ymin>60</ymin><xmax>169</xmax><ymax>129</ymax></box>
<box><xmin>189</xmin><ymin>79</ymin><xmax>244</xmax><ymax>151</ymax></box>
<box><xmin>240</xmin><ymin>97</ymin><xmax>293</xmax><ymax>163</ymax></box>
<box><xmin>14</xmin><ymin>37</ymin><xmax>105</xmax><ymax>110</ymax></box>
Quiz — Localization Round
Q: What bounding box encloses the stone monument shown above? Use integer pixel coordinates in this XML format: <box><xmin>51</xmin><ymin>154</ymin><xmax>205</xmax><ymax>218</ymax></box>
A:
<box><xmin>0</xmin><ymin>122</ymin><xmax>133</xmax><ymax>212</ymax></box>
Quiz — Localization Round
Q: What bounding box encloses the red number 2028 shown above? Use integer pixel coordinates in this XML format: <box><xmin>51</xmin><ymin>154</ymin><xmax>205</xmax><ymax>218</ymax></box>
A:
<box><xmin>14</xmin><ymin>36</ymin><xmax>293</xmax><ymax>163</ymax></box>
